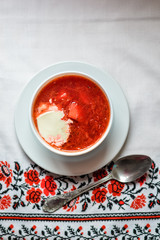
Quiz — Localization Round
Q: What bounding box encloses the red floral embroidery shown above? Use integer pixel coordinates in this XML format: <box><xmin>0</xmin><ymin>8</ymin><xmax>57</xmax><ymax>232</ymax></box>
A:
<box><xmin>41</xmin><ymin>176</ymin><xmax>57</xmax><ymax>196</ymax></box>
<box><xmin>24</xmin><ymin>170</ymin><xmax>40</xmax><ymax>186</ymax></box>
<box><xmin>145</xmin><ymin>224</ymin><xmax>150</xmax><ymax>229</ymax></box>
<box><xmin>101</xmin><ymin>225</ymin><xmax>106</xmax><ymax>230</ymax></box>
<box><xmin>119</xmin><ymin>200</ymin><xmax>125</xmax><ymax>206</ymax></box>
<box><xmin>31</xmin><ymin>225</ymin><xmax>37</xmax><ymax>231</ymax></box>
<box><xmin>63</xmin><ymin>186</ymin><xmax>80</xmax><ymax>212</ymax></box>
<box><xmin>108</xmin><ymin>180</ymin><xmax>124</xmax><ymax>196</ymax></box>
<box><xmin>55</xmin><ymin>226</ymin><xmax>59</xmax><ymax>231</ymax></box>
<box><xmin>0</xmin><ymin>161</ymin><xmax>13</xmax><ymax>187</ymax></box>
<box><xmin>78</xmin><ymin>226</ymin><xmax>83</xmax><ymax>231</ymax></box>
<box><xmin>0</xmin><ymin>195</ymin><xmax>11</xmax><ymax>210</ymax></box>
<box><xmin>130</xmin><ymin>194</ymin><xmax>146</xmax><ymax>209</ymax></box>
<box><xmin>91</xmin><ymin>187</ymin><xmax>108</xmax><ymax>203</ymax></box>
<box><xmin>82</xmin><ymin>201</ymin><xmax>87</xmax><ymax>211</ymax></box>
<box><xmin>93</xmin><ymin>168</ymin><xmax>108</xmax><ymax>182</ymax></box>
<box><xmin>123</xmin><ymin>224</ymin><xmax>128</xmax><ymax>229</ymax></box>
<box><xmin>137</xmin><ymin>173</ymin><xmax>147</xmax><ymax>186</ymax></box>
<box><xmin>9</xmin><ymin>224</ymin><xmax>14</xmax><ymax>230</ymax></box>
<box><xmin>26</xmin><ymin>188</ymin><xmax>42</xmax><ymax>203</ymax></box>
<box><xmin>151</xmin><ymin>162</ymin><xmax>155</xmax><ymax>169</ymax></box>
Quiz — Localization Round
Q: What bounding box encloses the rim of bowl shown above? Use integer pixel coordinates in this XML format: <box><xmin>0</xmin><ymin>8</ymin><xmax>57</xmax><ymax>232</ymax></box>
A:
<box><xmin>29</xmin><ymin>71</ymin><xmax>113</xmax><ymax>157</ymax></box>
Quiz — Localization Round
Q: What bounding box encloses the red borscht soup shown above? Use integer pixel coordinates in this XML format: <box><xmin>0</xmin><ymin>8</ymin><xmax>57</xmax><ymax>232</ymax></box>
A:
<box><xmin>32</xmin><ymin>74</ymin><xmax>111</xmax><ymax>152</ymax></box>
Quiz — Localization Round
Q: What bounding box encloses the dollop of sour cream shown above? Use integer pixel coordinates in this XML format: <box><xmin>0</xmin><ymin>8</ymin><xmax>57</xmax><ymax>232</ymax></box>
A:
<box><xmin>37</xmin><ymin>106</ymin><xmax>72</xmax><ymax>147</ymax></box>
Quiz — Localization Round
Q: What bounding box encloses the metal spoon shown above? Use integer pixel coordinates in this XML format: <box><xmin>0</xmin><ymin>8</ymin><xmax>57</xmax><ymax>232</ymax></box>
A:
<box><xmin>43</xmin><ymin>155</ymin><xmax>151</xmax><ymax>213</ymax></box>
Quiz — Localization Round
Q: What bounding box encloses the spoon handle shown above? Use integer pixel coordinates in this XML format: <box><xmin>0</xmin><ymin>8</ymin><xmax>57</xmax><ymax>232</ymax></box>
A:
<box><xmin>43</xmin><ymin>173</ymin><xmax>113</xmax><ymax>213</ymax></box>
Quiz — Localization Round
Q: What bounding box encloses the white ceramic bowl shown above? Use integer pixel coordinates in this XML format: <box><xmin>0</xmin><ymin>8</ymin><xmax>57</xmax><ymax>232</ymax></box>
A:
<box><xmin>29</xmin><ymin>70</ymin><xmax>113</xmax><ymax>157</ymax></box>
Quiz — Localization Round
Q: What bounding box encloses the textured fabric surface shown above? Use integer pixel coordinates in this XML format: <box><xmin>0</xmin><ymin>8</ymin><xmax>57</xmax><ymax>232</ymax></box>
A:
<box><xmin>0</xmin><ymin>1</ymin><xmax>160</xmax><ymax>239</ymax></box>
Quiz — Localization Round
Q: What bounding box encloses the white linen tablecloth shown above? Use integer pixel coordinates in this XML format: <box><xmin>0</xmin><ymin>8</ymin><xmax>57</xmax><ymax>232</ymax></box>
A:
<box><xmin>0</xmin><ymin>1</ymin><xmax>160</xmax><ymax>239</ymax></box>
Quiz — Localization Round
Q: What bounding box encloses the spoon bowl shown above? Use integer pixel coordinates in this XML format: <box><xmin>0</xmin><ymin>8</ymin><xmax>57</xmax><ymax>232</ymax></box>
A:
<box><xmin>112</xmin><ymin>155</ymin><xmax>151</xmax><ymax>183</ymax></box>
<box><xmin>43</xmin><ymin>154</ymin><xmax>152</xmax><ymax>213</ymax></box>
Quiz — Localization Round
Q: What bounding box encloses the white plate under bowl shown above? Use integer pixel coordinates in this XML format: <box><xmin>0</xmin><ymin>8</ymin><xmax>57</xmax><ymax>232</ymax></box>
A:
<box><xmin>14</xmin><ymin>62</ymin><xmax>130</xmax><ymax>176</ymax></box>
